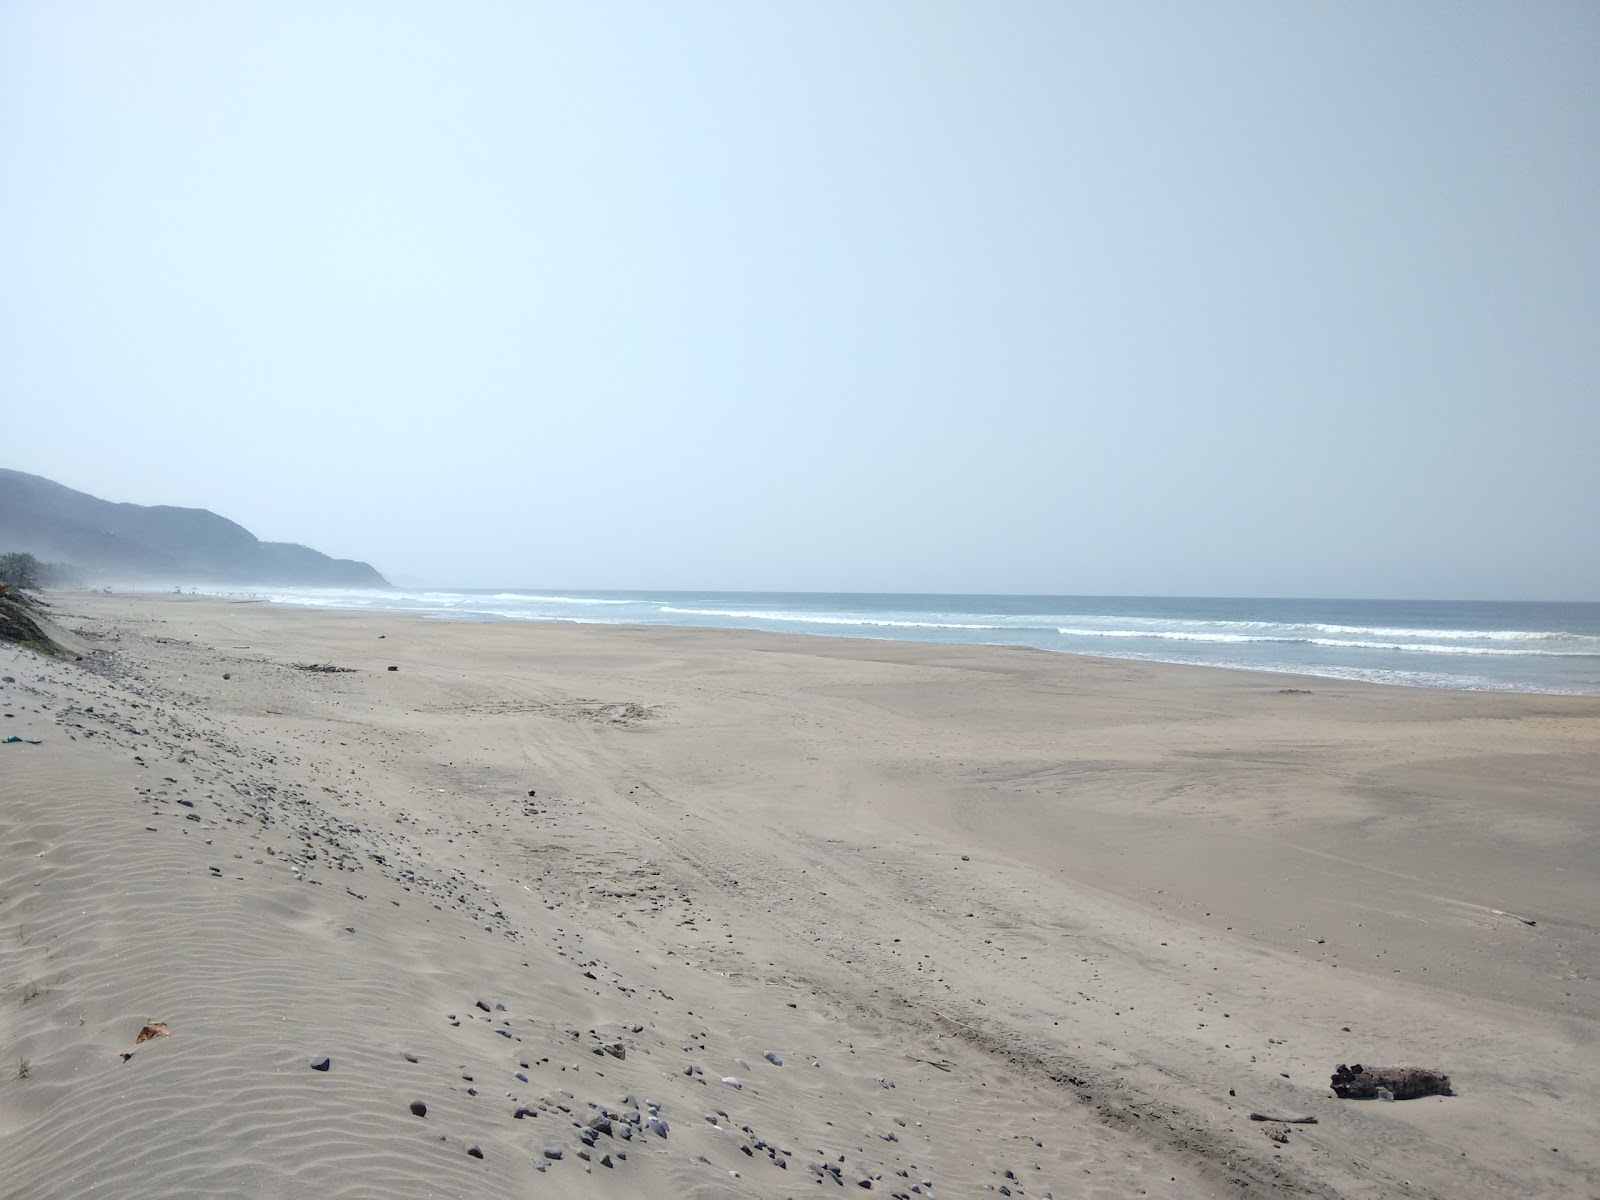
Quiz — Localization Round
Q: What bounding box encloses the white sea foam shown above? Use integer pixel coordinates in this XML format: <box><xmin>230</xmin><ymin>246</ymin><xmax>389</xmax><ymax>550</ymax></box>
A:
<box><xmin>1106</xmin><ymin>651</ymin><xmax>1557</xmax><ymax>693</ymax></box>
<box><xmin>1043</xmin><ymin>613</ymin><xmax>1593</xmax><ymax>644</ymax></box>
<box><xmin>1311</xmin><ymin>623</ymin><xmax>1575</xmax><ymax>642</ymax></box>
<box><xmin>1305</xmin><ymin>638</ymin><xmax>1595</xmax><ymax>657</ymax></box>
<box><xmin>657</xmin><ymin>606</ymin><xmax>1008</xmax><ymax>631</ymax></box>
<box><xmin>1051</xmin><ymin>626</ymin><xmax>1596</xmax><ymax>656</ymax></box>
<box><xmin>1056</xmin><ymin>628</ymin><xmax>1291</xmax><ymax>644</ymax></box>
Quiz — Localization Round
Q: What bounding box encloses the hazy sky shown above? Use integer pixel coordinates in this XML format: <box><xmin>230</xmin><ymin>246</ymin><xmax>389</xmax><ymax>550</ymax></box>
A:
<box><xmin>3</xmin><ymin>2</ymin><xmax>1596</xmax><ymax>598</ymax></box>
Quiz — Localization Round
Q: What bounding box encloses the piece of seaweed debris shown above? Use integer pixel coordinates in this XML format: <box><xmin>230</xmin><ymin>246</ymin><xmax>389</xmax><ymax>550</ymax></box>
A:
<box><xmin>292</xmin><ymin>663</ymin><xmax>357</xmax><ymax>673</ymax></box>
<box><xmin>1331</xmin><ymin>1063</ymin><xmax>1452</xmax><ymax>1100</ymax></box>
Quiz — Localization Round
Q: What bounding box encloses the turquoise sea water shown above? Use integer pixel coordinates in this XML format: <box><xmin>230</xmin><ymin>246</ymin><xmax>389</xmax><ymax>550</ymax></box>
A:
<box><xmin>226</xmin><ymin>588</ymin><xmax>1600</xmax><ymax>694</ymax></box>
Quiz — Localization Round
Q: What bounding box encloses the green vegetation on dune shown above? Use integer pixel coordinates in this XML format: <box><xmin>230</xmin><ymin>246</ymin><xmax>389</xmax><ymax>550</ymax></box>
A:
<box><xmin>0</xmin><ymin>552</ymin><xmax>66</xmax><ymax>655</ymax></box>
<box><xmin>0</xmin><ymin>593</ymin><xmax>61</xmax><ymax>656</ymax></box>
<box><xmin>0</xmin><ymin>551</ymin><xmax>42</xmax><ymax>590</ymax></box>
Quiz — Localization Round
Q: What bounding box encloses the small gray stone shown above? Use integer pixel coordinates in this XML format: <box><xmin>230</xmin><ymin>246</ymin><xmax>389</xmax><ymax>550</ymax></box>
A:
<box><xmin>764</xmin><ymin>1051</ymin><xmax>783</xmax><ymax>1066</ymax></box>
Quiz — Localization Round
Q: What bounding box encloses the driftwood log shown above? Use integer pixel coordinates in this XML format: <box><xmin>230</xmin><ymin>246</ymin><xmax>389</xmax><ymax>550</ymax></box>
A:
<box><xmin>1331</xmin><ymin>1063</ymin><xmax>1452</xmax><ymax>1099</ymax></box>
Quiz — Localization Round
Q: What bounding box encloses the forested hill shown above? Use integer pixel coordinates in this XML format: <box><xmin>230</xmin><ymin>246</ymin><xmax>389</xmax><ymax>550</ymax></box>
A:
<box><xmin>0</xmin><ymin>469</ymin><xmax>388</xmax><ymax>587</ymax></box>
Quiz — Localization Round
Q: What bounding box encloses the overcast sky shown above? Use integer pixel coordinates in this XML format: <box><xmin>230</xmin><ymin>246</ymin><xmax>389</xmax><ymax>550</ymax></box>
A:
<box><xmin>2</xmin><ymin>2</ymin><xmax>1596</xmax><ymax>598</ymax></box>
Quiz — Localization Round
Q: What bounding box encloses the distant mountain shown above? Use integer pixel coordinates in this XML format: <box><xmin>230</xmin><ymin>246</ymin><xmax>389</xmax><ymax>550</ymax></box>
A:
<box><xmin>0</xmin><ymin>469</ymin><xmax>388</xmax><ymax>588</ymax></box>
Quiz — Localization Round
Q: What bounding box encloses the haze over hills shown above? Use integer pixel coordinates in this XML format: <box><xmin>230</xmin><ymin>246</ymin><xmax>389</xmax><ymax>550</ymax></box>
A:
<box><xmin>0</xmin><ymin>469</ymin><xmax>388</xmax><ymax>588</ymax></box>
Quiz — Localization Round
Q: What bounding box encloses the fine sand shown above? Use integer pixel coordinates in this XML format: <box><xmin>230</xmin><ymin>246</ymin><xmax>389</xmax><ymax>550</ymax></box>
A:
<box><xmin>2</xmin><ymin>593</ymin><xmax>1598</xmax><ymax>1199</ymax></box>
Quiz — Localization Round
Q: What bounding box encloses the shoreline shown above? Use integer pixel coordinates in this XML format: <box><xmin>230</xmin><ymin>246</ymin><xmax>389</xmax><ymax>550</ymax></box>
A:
<box><xmin>399</xmin><ymin>615</ymin><xmax>1600</xmax><ymax>697</ymax></box>
<box><xmin>169</xmin><ymin>585</ymin><xmax>1600</xmax><ymax>698</ymax></box>
<box><xmin>4</xmin><ymin>592</ymin><xmax>1598</xmax><ymax>1198</ymax></box>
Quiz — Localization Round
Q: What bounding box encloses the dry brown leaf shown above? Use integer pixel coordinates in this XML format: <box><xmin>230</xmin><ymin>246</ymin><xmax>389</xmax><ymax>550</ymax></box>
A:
<box><xmin>134</xmin><ymin>1021</ymin><xmax>169</xmax><ymax>1044</ymax></box>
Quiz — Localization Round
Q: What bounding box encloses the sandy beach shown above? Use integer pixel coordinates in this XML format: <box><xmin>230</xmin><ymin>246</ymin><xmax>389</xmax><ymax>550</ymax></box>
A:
<box><xmin>3</xmin><ymin>592</ymin><xmax>1598</xmax><ymax>1199</ymax></box>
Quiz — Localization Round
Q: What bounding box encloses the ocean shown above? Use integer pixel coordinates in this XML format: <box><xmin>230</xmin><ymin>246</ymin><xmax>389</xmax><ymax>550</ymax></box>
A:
<box><xmin>220</xmin><ymin>588</ymin><xmax>1600</xmax><ymax>695</ymax></box>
